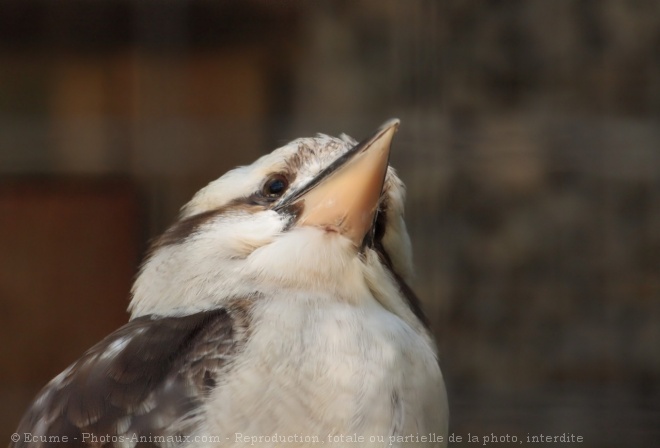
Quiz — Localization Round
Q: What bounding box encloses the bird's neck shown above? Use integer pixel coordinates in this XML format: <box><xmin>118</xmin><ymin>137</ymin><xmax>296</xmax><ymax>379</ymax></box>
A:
<box><xmin>129</xmin><ymin>228</ymin><xmax>369</xmax><ymax>318</ymax></box>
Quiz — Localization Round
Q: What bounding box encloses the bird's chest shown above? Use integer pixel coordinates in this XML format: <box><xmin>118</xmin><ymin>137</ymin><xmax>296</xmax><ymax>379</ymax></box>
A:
<box><xmin>201</xmin><ymin>296</ymin><xmax>443</xmax><ymax>446</ymax></box>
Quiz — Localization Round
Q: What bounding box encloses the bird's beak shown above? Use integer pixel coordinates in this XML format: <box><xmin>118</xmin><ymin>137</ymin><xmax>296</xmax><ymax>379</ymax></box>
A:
<box><xmin>276</xmin><ymin>119</ymin><xmax>400</xmax><ymax>247</ymax></box>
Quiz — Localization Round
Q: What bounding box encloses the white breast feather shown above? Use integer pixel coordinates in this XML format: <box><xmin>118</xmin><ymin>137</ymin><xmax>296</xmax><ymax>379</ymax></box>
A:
<box><xmin>193</xmin><ymin>229</ymin><xmax>448</xmax><ymax>447</ymax></box>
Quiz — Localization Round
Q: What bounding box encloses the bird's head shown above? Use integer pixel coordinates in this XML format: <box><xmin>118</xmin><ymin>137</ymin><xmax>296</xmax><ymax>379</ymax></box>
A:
<box><xmin>131</xmin><ymin>119</ymin><xmax>425</xmax><ymax>329</ymax></box>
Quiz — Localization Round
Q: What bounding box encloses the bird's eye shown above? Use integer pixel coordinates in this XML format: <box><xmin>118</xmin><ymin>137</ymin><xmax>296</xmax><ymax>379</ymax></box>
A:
<box><xmin>263</xmin><ymin>174</ymin><xmax>289</xmax><ymax>198</ymax></box>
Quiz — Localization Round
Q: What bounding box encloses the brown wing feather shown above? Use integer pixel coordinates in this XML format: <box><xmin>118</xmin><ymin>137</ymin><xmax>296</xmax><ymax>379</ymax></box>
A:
<box><xmin>12</xmin><ymin>305</ymin><xmax>250</xmax><ymax>448</ymax></box>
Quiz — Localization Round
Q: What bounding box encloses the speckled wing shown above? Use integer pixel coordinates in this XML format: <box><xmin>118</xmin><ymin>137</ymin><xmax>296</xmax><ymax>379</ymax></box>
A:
<box><xmin>12</xmin><ymin>306</ymin><xmax>250</xmax><ymax>448</ymax></box>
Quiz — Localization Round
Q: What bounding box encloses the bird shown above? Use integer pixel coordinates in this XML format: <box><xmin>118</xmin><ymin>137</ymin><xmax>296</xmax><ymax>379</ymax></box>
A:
<box><xmin>11</xmin><ymin>119</ymin><xmax>448</xmax><ymax>447</ymax></box>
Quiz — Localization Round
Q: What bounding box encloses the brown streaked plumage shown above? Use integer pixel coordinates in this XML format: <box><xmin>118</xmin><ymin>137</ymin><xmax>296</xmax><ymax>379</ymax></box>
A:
<box><xmin>12</xmin><ymin>300</ymin><xmax>252</xmax><ymax>447</ymax></box>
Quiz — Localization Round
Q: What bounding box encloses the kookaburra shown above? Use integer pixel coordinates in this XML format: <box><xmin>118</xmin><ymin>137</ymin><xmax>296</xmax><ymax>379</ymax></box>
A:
<box><xmin>12</xmin><ymin>119</ymin><xmax>448</xmax><ymax>447</ymax></box>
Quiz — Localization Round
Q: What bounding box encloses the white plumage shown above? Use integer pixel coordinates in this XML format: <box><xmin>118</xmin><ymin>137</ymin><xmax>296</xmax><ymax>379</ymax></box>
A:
<box><xmin>13</xmin><ymin>120</ymin><xmax>448</xmax><ymax>447</ymax></box>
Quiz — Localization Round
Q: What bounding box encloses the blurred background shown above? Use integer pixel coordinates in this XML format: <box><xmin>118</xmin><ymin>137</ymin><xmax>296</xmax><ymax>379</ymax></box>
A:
<box><xmin>1</xmin><ymin>0</ymin><xmax>659</xmax><ymax>446</ymax></box>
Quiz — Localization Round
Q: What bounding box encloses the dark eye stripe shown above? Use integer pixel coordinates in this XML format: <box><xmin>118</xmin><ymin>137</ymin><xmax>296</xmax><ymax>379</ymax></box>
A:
<box><xmin>371</xmin><ymin>199</ymin><xmax>430</xmax><ymax>329</ymax></box>
<box><xmin>149</xmin><ymin>199</ymin><xmax>262</xmax><ymax>252</ymax></box>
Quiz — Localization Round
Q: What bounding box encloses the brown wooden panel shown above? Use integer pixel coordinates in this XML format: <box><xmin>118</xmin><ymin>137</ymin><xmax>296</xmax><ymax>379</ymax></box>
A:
<box><xmin>0</xmin><ymin>177</ymin><xmax>140</xmax><ymax>437</ymax></box>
